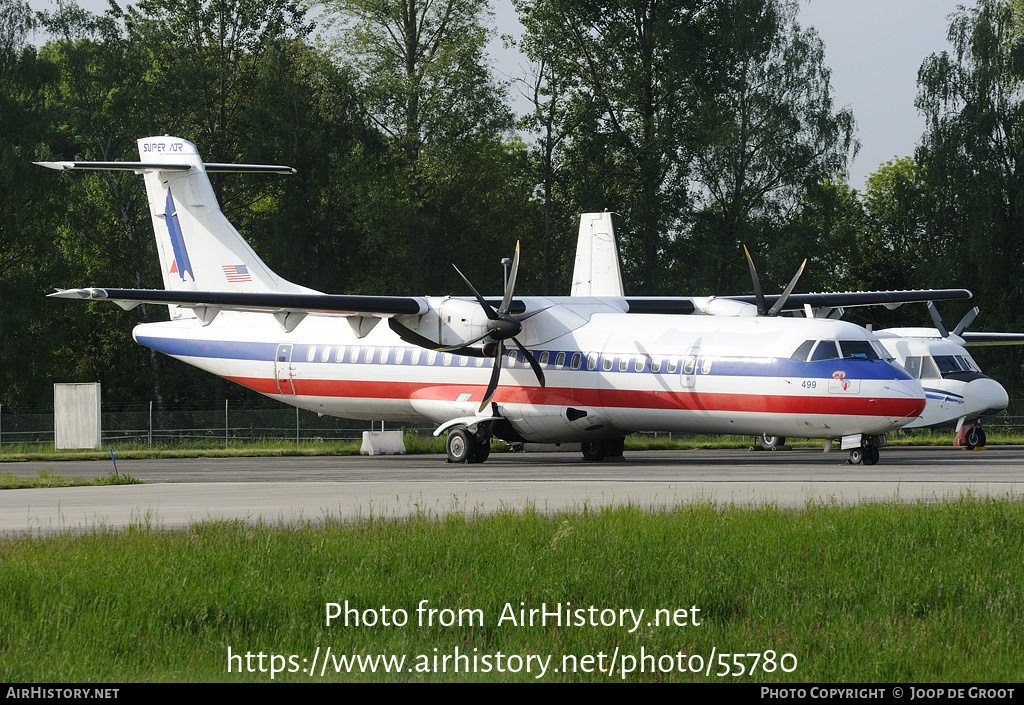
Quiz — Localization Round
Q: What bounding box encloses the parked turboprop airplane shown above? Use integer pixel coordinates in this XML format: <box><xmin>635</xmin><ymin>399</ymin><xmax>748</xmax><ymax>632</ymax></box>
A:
<box><xmin>572</xmin><ymin>212</ymin><xmax>1014</xmax><ymax>454</ymax></box>
<box><xmin>39</xmin><ymin>136</ymin><xmax>973</xmax><ymax>464</ymax></box>
<box><xmin>869</xmin><ymin>302</ymin><xmax>1020</xmax><ymax>448</ymax></box>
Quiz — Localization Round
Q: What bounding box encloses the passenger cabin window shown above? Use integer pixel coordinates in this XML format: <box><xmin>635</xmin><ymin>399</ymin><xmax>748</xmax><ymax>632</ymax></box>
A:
<box><xmin>306</xmin><ymin>345</ymin><xmax>317</xmax><ymax>362</ymax></box>
<box><xmin>320</xmin><ymin>346</ymin><xmax>332</xmax><ymax>362</ymax></box>
<box><xmin>571</xmin><ymin>353</ymin><xmax>582</xmax><ymax>370</ymax></box>
<box><xmin>603</xmin><ymin>355</ymin><xmax>614</xmax><ymax>372</ymax></box>
<box><xmin>555</xmin><ymin>352</ymin><xmax>566</xmax><ymax>368</ymax></box>
<box><xmin>410</xmin><ymin>348</ymin><xmax>421</xmax><ymax>365</ymax></box>
<box><xmin>618</xmin><ymin>356</ymin><xmax>629</xmax><ymax>372</ymax></box>
<box><xmin>651</xmin><ymin>356</ymin><xmax>662</xmax><ymax>373</ymax></box>
<box><xmin>540</xmin><ymin>351</ymin><xmax>550</xmax><ymax>366</ymax></box>
<box><xmin>335</xmin><ymin>346</ymin><xmax>346</xmax><ymax>363</ymax></box>
<box><xmin>379</xmin><ymin>347</ymin><xmax>390</xmax><ymax>364</ymax></box>
<box><xmin>682</xmin><ymin>356</ymin><xmax>696</xmax><ymax>374</ymax></box>
<box><xmin>701</xmin><ymin>357</ymin><xmax>713</xmax><ymax>374</ymax></box>
<box><xmin>349</xmin><ymin>347</ymin><xmax>360</xmax><ymax>363</ymax></box>
<box><xmin>364</xmin><ymin>346</ymin><xmax>375</xmax><ymax>363</ymax></box>
<box><xmin>587</xmin><ymin>353</ymin><xmax>599</xmax><ymax>371</ymax></box>
<box><xmin>395</xmin><ymin>348</ymin><xmax>405</xmax><ymax>364</ymax></box>
<box><xmin>667</xmin><ymin>358</ymin><xmax>679</xmax><ymax>374</ymax></box>
<box><xmin>634</xmin><ymin>356</ymin><xmax>645</xmax><ymax>372</ymax></box>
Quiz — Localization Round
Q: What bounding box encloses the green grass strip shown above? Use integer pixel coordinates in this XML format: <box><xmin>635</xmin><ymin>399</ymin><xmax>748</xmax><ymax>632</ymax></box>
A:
<box><xmin>1</xmin><ymin>497</ymin><xmax>1021</xmax><ymax>682</ymax></box>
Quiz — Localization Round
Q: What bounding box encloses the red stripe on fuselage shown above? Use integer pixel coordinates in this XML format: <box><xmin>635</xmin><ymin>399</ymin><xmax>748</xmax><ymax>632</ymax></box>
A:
<box><xmin>226</xmin><ymin>376</ymin><xmax>925</xmax><ymax>418</ymax></box>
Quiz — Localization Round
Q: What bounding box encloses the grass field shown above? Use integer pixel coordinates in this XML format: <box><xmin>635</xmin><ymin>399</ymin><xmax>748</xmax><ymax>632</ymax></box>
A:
<box><xmin>1</xmin><ymin>498</ymin><xmax>1021</xmax><ymax>682</ymax></box>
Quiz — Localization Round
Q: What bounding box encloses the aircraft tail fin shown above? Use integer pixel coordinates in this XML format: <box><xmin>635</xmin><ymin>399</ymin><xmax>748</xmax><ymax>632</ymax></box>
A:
<box><xmin>571</xmin><ymin>212</ymin><xmax>625</xmax><ymax>297</ymax></box>
<box><xmin>37</xmin><ymin>136</ymin><xmax>311</xmax><ymax>299</ymax></box>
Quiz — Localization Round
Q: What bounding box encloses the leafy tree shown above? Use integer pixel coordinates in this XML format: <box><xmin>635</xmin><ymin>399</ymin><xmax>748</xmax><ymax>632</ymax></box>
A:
<box><xmin>686</xmin><ymin>0</ymin><xmax>855</xmax><ymax>296</ymax></box>
<box><xmin>916</xmin><ymin>0</ymin><xmax>1024</xmax><ymax>328</ymax></box>
<box><xmin>0</xmin><ymin>0</ymin><xmax>68</xmax><ymax>406</ymax></box>
<box><xmin>515</xmin><ymin>0</ymin><xmax>715</xmax><ymax>294</ymax></box>
<box><xmin>325</xmin><ymin>0</ymin><xmax>523</xmax><ymax>295</ymax></box>
<box><xmin>915</xmin><ymin>0</ymin><xmax>1024</xmax><ymax>393</ymax></box>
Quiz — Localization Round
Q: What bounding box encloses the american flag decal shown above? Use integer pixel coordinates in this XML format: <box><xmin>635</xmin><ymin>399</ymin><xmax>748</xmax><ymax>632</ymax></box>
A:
<box><xmin>222</xmin><ymin>264</ymin><xmax>252</xmax><ymax>282</ymax></box>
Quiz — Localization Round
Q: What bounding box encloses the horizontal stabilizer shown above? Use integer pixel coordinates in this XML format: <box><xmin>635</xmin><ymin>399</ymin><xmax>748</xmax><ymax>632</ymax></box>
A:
<box><xmin>34</xmin><ymin>161</ymin><xmax>295</xmax><ymax>174</ymax></box>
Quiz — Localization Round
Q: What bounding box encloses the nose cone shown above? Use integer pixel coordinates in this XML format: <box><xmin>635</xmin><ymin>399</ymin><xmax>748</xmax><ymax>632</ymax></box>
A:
<box><xmin>964</xmin><ymin>377</ymin><xmax>1009</xmax><ymax>419</ymax></box>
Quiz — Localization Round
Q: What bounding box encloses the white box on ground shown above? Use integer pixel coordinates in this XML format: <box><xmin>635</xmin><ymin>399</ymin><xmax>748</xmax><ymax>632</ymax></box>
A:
<box><xmin>361</xmin><ymin>431</ymin><xmax>406</xmax><ymax>455</ymax></box>
<box><xmin>54</xmin><ymin>383</ymin><xmax>101</xmax><ymax>450</ymax></box>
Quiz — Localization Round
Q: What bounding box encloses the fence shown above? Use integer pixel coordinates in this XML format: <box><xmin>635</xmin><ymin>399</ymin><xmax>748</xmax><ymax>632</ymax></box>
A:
<box><xmin>0</xmin><ymin>400</ymin><xmax>430</xmax><ymax>449</ymax></box>
<box><xmin>1</xmin><ymin>399</ymin><xmax>1023</xmax><ymax>450</ymax></box>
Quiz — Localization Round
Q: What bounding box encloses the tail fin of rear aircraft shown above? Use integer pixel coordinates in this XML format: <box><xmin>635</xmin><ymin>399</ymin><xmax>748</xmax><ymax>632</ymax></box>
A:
<box><xmin>571</xmin><ymin>212</ymin><xmax>625</xmax><ymax>297</ymax></box>
<box><xmin>37</xmin><ymin>136</ymin><xmax>312</xmax><ymax>297</ymax></box>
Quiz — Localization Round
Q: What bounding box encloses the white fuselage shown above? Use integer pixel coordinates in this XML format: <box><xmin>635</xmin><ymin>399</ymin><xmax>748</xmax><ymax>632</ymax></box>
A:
<box><xmin>134</xmin><ymin>300</ymin><xmax>926</xmax><ymax>443</ymax></box>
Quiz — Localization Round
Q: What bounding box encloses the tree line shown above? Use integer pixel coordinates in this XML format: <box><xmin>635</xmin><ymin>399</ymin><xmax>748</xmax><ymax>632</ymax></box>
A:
<box><xmin>1</xmin><ymin>0</ymin><xmax>1022</xmax><ymax>407</ymax></box>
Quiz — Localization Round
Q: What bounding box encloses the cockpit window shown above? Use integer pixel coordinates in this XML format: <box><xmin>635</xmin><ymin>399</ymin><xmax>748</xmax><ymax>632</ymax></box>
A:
<box><xmin>958</xmin><ymin>355</ymin><xmax>981</xmax><ymax>373</ymax></box>
<box><xmin>791</xmin><ymin>340</ymin><xmax>814</xmax><ymax>361</ymax></box>
<box><xmin>933</xmin><ymin>355</ymin><xmax>964</xmax><ymax>374</ymax></box>
<box><xmin>839</xmin><ymin>340</ymin><xmax>880</xmax><ymax>360</ymax></box>
<box><xmin>919</xmin><ymin>356</ymin><xmax>941</xmax><ymax>379</ymax></box>
<box><xmin>810</xmin><ymin>340</ymin><xmax>840</xmax><ymax>361</ymax></box>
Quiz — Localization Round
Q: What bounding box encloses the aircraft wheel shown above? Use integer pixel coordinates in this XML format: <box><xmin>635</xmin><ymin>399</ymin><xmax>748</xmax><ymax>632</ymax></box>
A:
<box><xmin>606</xmin><ymin>436</ymin><xmax>625</xmax><ymax>457</ymax></box>
<box><xmin>760</xmin><ymin>435</ymin><xmax>786</xmax><ymax>451</ymax></box>
<box><xmin>581</xmin><ymin>441</ymin><xmax>606</xmax><ymax>462</ymax></box>
<box><xmin>965</xmin><ymin>425</ymin><xmax>984</xmax><ymax>449</ymax></box>
<box><xmin>849</xmin><ymin>447</ymin><xmax>864</xmax><ymax>465</ymax></box>
<box><xmin>470</xmin><ymin>437</ymin><xmax>491</xmax><ymax>464</ymax></box>
<box><xmin>446</xmin><ymin>427</ymin><xmax>476</xmax><ymax>463</ymax></box>
<box><xmin>865</xmin><ymin>445</ymin><xmax>880</xmax><ymax>465</ymax></box>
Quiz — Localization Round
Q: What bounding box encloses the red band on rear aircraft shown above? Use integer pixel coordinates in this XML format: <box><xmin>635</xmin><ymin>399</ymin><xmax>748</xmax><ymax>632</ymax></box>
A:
<box><xmin>226</xmin><ymin>376</ymin><xmax>925</xmax><ymax>418</ymax></box>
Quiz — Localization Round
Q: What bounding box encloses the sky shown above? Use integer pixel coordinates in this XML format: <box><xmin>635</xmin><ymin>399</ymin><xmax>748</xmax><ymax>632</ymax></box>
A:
<box><xmin>28</xmin><ymin>0</ymin><xmax>971</xmax><ymax>191</ymax></box>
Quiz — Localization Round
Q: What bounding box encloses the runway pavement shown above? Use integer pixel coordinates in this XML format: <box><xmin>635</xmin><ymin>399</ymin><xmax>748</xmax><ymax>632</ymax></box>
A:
<box><xmin>1</xmin><ymin>445</ymin><xmax>1021</xmax><ymax>536</ymax></box>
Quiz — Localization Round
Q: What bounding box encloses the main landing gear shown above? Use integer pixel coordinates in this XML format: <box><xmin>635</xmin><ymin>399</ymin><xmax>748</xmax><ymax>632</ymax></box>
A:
<box><xmin>848</xmin><ymin>443</ymin><xmax>880</xmax><ymax>465</ymax></box>
<box><xmin>756</xmin><ymin>434</ymin><xmax>787</xmax><ymax>451</ymax></box>
<box><xmin>445</xmin><ymin>426</ymin><xmax>492</xmax><ymax>464</ymax></box>
<box><xmin>581</xmin><ymin>437</ymin><xmax>626</xmax><ymax>462</ymax></box>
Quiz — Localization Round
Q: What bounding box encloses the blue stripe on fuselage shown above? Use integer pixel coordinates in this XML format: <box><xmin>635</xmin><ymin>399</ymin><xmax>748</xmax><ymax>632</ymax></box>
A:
<box><xmin>136</xmin><ymin>335</ymin><xmax>277</xmax><ymax>361</ymax></box>
<box><xmin>136</xmin><ymin>334</ymin><xmax>913</xmax><ymax>382</ymax></box>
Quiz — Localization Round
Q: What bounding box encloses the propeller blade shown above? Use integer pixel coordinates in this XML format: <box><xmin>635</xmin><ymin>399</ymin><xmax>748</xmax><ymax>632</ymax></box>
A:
<box><xmin>452</xmin><ymin>264</ymin><xmax>499</xmax><ymax>321</ymax></box>
<box><xmin>500</xmin><ymin>241</ymin><xmax>520</xmax><ymax>314</ymax></box>
<box><xmin>953</xmin><ymin>307</ymin><xmax>979</xmax><ymax>336</ymax></box>
<box><xmin>743</xmin><ymin>245</ymin><xmax>767</xmax><ymax>316</ymax></box>
<box><xmin>387</xmin><ymin>318</ymin><xmax>489</xmax><ymax>357</ymax></box>
<box><xmin>436</xmin><ymin>330</ymin><xmax>492</xmax><ymax>351</ymax></box>
<box><xmin>512</xmin><ymin>338</ymin><xmax>546</xmax><ymax>388</ymax></box>
<box><xmin>478</xmin><ymin>341</ymin><xmax>505</xmax><ymax>412</ymax></box>
<box><xmin>767</xmin><ymin>259</ymin><xmax>807</xmax><ymax>317</ymax></box>
<box><xmin>927</xmin><ymin>301</ymin><xmax>949</xmax><ymax>338</ymax></box>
